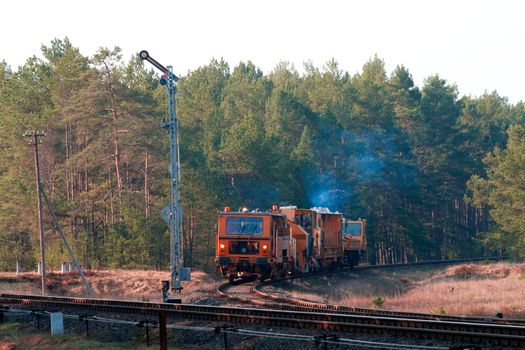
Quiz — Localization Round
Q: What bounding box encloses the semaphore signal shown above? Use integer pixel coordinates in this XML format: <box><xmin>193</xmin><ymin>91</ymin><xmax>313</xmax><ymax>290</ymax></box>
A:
<box><xmin>139</xmin><ymin>50</ymin><xmax>190</xmax><ymax>303</ymax></box>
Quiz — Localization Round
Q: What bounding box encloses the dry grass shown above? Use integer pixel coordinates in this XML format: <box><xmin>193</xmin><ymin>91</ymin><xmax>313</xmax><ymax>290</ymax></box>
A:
<box><xmin>342</xmin><ymin>263</ymin><xmax>525</xmax><ymax>317</ymax></box>
<box><xmin>0</xmin><ymin>269</ymin><xmax>222</xmax><ymax>303</ymax></box>
<box><xmin>3</xmin><ymin>263</ymin><xmax>524</xmax><ymax>319</ymax></box>
<box><xmin>283</xmin><ymin>262</ymin><xmax>525</xmax><ymax>318</ymax></box>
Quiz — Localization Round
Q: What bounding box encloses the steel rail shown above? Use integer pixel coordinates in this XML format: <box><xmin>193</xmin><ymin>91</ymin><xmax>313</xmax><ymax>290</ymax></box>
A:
<box><xmin>218</xmin><ymin>258</ymin><xmax>524</xmax><ymax>326</ymax></box>
<box><xmin>2</xmin><ymin>293</ymin><xmax>525</xmax><ymax>347</ymax></box>
<box><xmin>250</xmin><ymin>283</ymin><xmax>525</xmax><ymax>326</ymax></box>
<box><xmin>3</xmin><ymin>307</ymin><xmax>449</xmax><ymax>350</ymax></box>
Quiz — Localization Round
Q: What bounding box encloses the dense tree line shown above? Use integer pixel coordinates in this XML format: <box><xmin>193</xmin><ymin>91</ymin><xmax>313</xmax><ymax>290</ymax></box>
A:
<box><xmin>0</xmin><ymin>38</ymin><xmax>524</xmax><ymax>272</ymax></box>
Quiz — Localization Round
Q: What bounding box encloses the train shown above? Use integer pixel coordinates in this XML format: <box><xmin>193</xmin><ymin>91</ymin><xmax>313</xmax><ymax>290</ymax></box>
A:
<box><xmin>215</xmin><ymin>205</ymin><xmax>366</xmax><ymax>282</ymax></box>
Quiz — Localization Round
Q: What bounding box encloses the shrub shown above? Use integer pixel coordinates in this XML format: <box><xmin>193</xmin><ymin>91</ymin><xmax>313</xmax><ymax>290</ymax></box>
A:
<box><xmin>372</xmin><ymin>297</ymin><xmax>384</xmax><ymax>307</ymax></box>
<box><xmin>434</xmin><ymin>307</ymin><xmax>446</xmax><ymax>315</ymax></box>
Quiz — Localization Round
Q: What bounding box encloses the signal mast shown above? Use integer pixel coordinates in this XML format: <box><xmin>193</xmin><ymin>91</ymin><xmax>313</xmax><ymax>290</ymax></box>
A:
<box><xmin>139</xmin><ymin>50</ymin><xmax>190</xmax><ymax>302</ymax></box>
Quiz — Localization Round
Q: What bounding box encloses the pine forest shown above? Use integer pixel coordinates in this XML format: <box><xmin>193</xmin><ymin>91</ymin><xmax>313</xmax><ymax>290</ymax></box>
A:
<box><xmin>1</xmin><ymin>38</ymin><xmax>524</xmax><ymax>273</ymax></box>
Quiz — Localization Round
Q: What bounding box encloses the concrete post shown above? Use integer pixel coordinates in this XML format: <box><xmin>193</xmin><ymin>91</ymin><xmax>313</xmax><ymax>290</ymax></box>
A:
<box><xmin>50</xmin><ymin>312</ymin><xmax>64</xmax><ymax>335</ymax></box>
<box><xmin>16</xmin><ymin>261</ymin><xmax>20</xmax><ymax>276</ymax></box>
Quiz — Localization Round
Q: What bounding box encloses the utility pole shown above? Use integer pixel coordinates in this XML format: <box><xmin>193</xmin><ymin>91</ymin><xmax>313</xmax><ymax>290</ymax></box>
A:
<box><xmin>139</xmin><ymin>50</ymin><xmax>190</xmax><ymax>302</ymax></box>
<box><xmin>24</xmin><ymin>130</ymin><xmax>47</xmax><ymax>295</ymax></box>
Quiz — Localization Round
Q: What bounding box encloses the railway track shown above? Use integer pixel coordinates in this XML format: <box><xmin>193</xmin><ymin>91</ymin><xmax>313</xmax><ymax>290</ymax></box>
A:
<box><xmin>215</xmin><ymin>258</ymin><xmax>525</xmax><ymax>347</ymax></box>
<box><xmin>219</xmin><ymin>258</ymin><xmax>523</xmax><ymax>324</ymax></box>
<box><xmin>219</xmin><ymin>280</ymin><xmax>525</xmax><ymax>326</ymax></box>
<box><xmin>1</xmin><ymin>259</ymin><xmax>516</xmax><ymax>347</ymax></box>
<box><xmin>2</xmin><ymin>292</ymin><xmax>525</xmax><ymax>347</ymax></box>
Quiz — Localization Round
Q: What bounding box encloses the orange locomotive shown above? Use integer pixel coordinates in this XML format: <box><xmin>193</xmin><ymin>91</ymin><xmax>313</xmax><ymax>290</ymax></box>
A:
<box><xmin>215</xmin><ymin>206</ymin><xmax>294</xmax><ymax>282</ymax></box>
<box><xmin>216</xmin><ymin>205</ymin><xmax>366</xmax><ymax>281</ymax></box>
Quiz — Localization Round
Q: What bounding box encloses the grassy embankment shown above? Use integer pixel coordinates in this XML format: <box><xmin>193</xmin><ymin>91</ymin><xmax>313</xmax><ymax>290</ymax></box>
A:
<box><xmin>0</xmin><ymin>269</ymin><xmax>221</xmax><ymax>349</ymax></box>
<box><xmin>0</xmin><ymin>269</ymin><xmax>220</xmax><ymax>302</ymax></box>
<box><xmin>285</xmin><ymin>262</ymin><xmax>525</xmax><ymax>318</ymax></box>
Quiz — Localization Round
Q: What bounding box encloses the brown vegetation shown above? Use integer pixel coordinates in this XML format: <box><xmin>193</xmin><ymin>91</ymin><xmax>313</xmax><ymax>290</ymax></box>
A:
<box><xmin>283</xmin><ymin>263</ymin><xmax>525</xmax><ymax>318</ymax></box>
<box><xmin>3</xmin><ymin>263</ymin><xmax>524</xmax><ymax>319</ymax></box>
<box><xmin>0</xmin><ymin>342</ymin><xmax>16</xmax><ymax>350</ymax></box>
<box><xmin>0</xmin><ymin>269</ymin><xmax>221</xmax><ymax>303</ymax></box>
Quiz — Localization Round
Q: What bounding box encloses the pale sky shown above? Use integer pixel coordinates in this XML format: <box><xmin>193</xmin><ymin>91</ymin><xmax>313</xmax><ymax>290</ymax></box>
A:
<box><xmin>1</xmin><ymin>0</ymin><xmax>524</xmax><ymax>103</ymax></box>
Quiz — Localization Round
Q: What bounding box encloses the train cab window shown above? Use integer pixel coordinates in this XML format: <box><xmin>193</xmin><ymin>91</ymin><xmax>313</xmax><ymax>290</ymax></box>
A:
<box><xmin>343</xmin><ymin>223</ymin><xmax>362</xmax><ymax>236</ymax></box>
<box><xmin>229</xmin><ymin>241</ymin><xmax>259</xmax><ymax>254</ymax></box>
<box><xmin>226</xmin><ymin>217</ymin><xmax>263</xmax><ymax>235</ymax></box>
<box><xmin>295</xmin><ymin>214</ymin><xmax>312</xmax><ymax>233</ymax></box>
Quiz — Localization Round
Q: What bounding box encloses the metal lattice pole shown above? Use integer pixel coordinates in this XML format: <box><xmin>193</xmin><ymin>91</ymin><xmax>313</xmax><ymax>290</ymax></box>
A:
<box><xmin>165</xmin><ymin>65</ymin><xmax>183</xmax><ymax>290</ymax></box>
<box><xmin>139</xmin><ymin>50</ymin><xmax>189</xmax><ymax>296</ymax></box>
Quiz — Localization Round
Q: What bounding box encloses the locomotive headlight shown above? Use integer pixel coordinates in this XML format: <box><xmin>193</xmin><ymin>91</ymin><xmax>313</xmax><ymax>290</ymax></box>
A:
<box><xmin>220</xmin><ymin>244</ymin><xmax>225</xmax><ymax>252</ymax></box>
<box><xmin>263</xmin><ymin>245</ymin><xmax>267</xmax><ymax>250</ymax></box>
